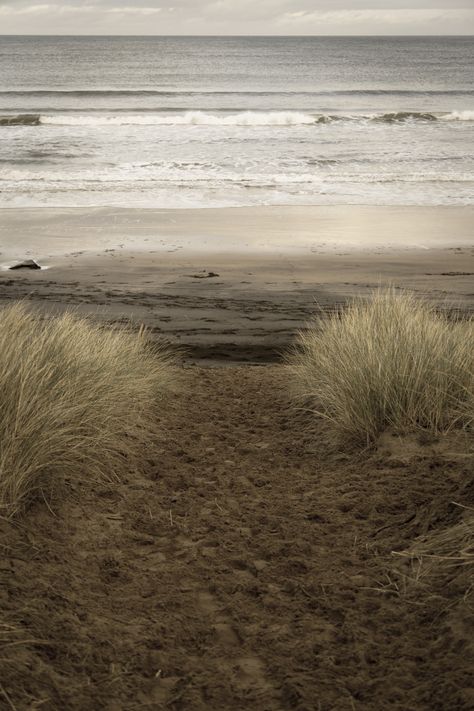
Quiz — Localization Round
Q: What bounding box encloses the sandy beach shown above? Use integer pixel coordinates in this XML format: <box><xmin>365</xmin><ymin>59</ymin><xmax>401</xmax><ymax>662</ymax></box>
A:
<box><xmin>1</xmin><ymin>205</ymin><xmax>473</xmax><ymax>362</ymax></box>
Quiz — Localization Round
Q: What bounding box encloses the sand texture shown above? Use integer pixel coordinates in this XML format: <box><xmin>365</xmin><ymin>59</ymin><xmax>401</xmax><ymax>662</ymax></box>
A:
<box><xmin>1</xmin><ymin>366</ymin><xmax>473</xmax><ymax>710</ymax></box>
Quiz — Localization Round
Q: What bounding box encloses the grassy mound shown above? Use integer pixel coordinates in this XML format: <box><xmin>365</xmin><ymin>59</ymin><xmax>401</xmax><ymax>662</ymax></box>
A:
<box><xmin>0</xmin><ymin>303</ymin><xmax>175</xmax><ymax>517</ymax></box>
<box><xmin>289</xmin><ymin>288</ymin><xmax>473</xmax><ymax>442</ymax></box>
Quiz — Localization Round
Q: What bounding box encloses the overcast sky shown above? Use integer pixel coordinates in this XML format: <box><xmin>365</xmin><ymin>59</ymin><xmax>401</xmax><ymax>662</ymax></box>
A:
<box><xmin>0</xmin><ymin>1</ymin><xmax>473</xmax><ymax>36</ymax></box>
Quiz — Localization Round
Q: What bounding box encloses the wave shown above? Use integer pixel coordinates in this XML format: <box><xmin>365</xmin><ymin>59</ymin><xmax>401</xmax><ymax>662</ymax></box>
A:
<box><xmin>1</xmin><ymin>88</ymin><xmax>473</xmax><ymax>97</ymax></box>
<box><xmin>2</xmin><ymin>169</ymin><xmax>472</xmax><ymax>185</ymax></box>
<box><xmin>0</xmin><ymin>114</ymin><xmax>40</xmax><ymax>126</ymax></box>
<box><xmin>41</xmin><ymin>111</ymin><xmax>317</xmax><ymax>126</ymax></box>
<box><xmin>440</xmin><ymin>110</ymin><xmax>474</xmax><ymax>121</ymax></box>
<box><xmin>1</xmin><ymin>110</ymin><xmax>473</xmax><ymax>128</ymax></box>
<box><xmin>359</xmin><ymin>110</ymin><xmax>474</xmax><ymax>123</ymax></box>
<box><xmin>372</xmin><ymin>111</ymin><xmax>437</xmax><ymax>123</ymax></box>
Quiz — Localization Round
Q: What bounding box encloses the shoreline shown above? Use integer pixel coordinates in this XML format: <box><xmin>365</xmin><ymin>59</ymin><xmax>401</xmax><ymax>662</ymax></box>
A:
<box><xmin>1</xmin><ymin>205</ymin><xmax>473</xmax><ymax>363</ymax></box>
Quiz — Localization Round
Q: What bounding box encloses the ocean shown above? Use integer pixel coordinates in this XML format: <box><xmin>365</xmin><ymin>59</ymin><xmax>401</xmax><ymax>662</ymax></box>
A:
<box><xmin>0</xmin><ymin>35</ymin><xmax>473</xmax><ymax>208</ymax></box>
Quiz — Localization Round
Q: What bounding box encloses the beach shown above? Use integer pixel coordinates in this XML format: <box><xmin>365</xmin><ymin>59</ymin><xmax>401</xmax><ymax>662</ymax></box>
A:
<box><xmin>1</xmin><ymin>205</ymin><xmax>473</xmax><ymax>362</ymax></box>
<box><xmin>1</xmin><ymin>32</ymin><xmax>474</xmax><ymax>711</ymax></box>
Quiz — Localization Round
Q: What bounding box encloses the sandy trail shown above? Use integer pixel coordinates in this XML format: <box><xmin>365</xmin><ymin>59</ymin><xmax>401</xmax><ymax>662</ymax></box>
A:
<box><xmin>1</xmin><ymin>366</ymin><xmax>473</xmax><ymax>710</ymax></box>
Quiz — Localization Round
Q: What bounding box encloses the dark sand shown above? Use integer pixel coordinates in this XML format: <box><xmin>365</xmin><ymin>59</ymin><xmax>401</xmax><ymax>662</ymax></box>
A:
<box><xmin>1</xmin><ymin>366</ymin><xmax>473</xmax><ymax>710</ymax></box>
<box><xmin>1</xmin><ymin>206</ymin><xmax>473</xmax><ymax>362</ymax></box>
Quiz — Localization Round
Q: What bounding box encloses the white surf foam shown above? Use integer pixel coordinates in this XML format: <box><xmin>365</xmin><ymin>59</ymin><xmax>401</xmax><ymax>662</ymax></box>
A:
<box><xmin>40</xmin><ymin>111</ymin><xmax>317</xmax><ymax>127</ymax></box>
<box><xmin>440</xmin><ymin>110</ymin><xmax>474</xmax><ymax>121</ymax></box>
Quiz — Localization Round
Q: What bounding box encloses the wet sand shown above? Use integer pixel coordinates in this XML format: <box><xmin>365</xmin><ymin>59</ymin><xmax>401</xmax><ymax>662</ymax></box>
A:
<box><xmin>1</xmin><ymin>206</ymin><xmax>473</xmax><ymax>362</ymax></box>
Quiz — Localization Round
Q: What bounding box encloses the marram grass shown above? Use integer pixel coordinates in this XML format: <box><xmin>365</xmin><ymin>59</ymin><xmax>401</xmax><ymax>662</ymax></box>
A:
<box><xmin>288</xmin><ymin>289</ymin><xmax>473</xmax><ymax>443</ymax></box>
<box><xmin>394</xmin><ymin>512</ymin><xmax>474</xmax><ymax>593</ymax></box>
<box><xmin>0</xmin><ymin>303</ymin><xmax>176</xmax><ymax>517</ymax></box>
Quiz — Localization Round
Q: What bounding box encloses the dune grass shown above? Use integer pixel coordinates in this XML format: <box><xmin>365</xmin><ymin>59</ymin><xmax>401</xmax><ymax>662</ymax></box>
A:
<box><xmin>394</xmin><ymin>512</ymin><xmax>474</xmax><ymax>594</ymax></box>
<box><xmin>288</xmin><ymin>288</ymin><xmax>474</xmax><ymax>443</ymax></box>
<box><xmin>0</xmin><ymin>303</ymin><xmax>176</xmax><ymax>518</ymax></box>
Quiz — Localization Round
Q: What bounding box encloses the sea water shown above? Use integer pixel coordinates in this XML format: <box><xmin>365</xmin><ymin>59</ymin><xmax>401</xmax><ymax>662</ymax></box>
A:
<box><xmin>0</xmin><ymin>35</ymin><xmax>473</xmax><ymax>208</ymax></box>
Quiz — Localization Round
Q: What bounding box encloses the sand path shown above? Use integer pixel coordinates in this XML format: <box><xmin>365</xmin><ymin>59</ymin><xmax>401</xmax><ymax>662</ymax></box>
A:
<box><xmin>1</xmin><ymin>366</ymin><xmax>473</xmax><ymax>710</ymax></box>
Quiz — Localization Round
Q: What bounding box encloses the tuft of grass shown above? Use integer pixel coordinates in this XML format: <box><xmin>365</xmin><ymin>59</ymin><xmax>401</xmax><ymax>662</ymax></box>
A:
<box><xmin>288</xmin><ymin>288</ymin><xmax>473</xmax><ymax>443</ymax></box>
<box><xmin>0</xmin><ymin>303</ymin><xmax>176</xmax><ymax>517</ymax></box>
<box><xmin>393</xmin><ymin>510</ymin><xmax>474</xmax><ymax>596</ymax></box>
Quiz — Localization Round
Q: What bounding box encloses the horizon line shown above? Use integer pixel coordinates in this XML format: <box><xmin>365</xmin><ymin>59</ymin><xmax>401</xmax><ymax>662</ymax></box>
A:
<box><xmin>1</xmin><ymin>33</ymin><xmax>473</xmax><ymax>38</ymax></box>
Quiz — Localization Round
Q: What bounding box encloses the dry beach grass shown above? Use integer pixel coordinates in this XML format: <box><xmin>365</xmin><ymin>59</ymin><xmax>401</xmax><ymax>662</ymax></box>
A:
<box><xmin>0</xmin><ymin>303</ymin><xmax>175</xmax><ymax>518</ymax></box>
<box><xmin>289</xmin><ymin>288</ymin><xmax>474</xmax><ymax>443</ymax></box>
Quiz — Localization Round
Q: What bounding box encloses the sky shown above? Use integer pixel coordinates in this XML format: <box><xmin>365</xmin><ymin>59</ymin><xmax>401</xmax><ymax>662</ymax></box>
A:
<box><xmin>0</xmin><ymin>1</ymin><xmax>473</xmax><ymax>36</ymax></box>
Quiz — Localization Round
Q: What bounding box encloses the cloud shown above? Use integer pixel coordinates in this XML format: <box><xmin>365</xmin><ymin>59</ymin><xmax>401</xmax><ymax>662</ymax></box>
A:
<box><xmin>277</xmin><ymin>8</ymin><xmax>474</xmax><ymax>30</ymax></box>
<box><xmin>0</xmin><ymin>1</ymin><xmax>473</xmax><ymax>34</ymax></box>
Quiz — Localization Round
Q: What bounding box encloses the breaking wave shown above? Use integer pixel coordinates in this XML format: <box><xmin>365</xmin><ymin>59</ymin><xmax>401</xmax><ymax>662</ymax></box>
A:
<box><xmin>1</xmin><ymin>110</ymin><xmax>474</xmax><ymax>128</ymax></box>
<box><xmin>41</xmin><ymin>111</ymin><xmax>317</xmax><ymax>126</ymax></box>
<box><xmin>440</xmin><ymin>110</ymin><xmax>474</xmax><ymax>121</ymax></box>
